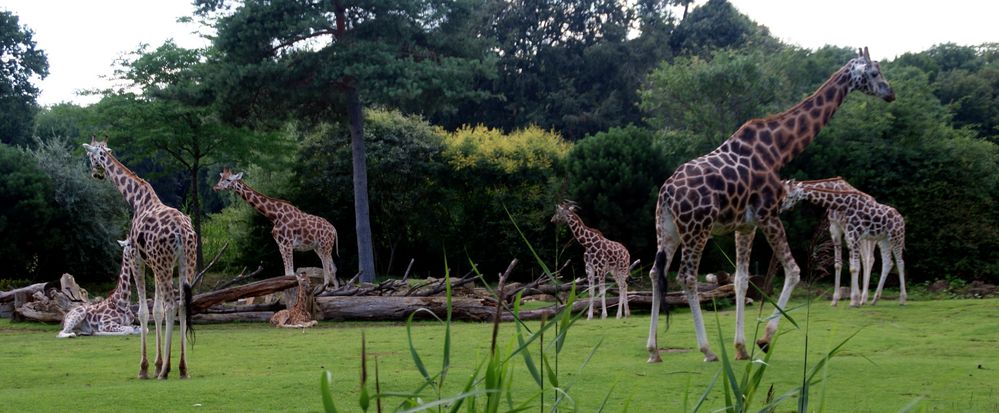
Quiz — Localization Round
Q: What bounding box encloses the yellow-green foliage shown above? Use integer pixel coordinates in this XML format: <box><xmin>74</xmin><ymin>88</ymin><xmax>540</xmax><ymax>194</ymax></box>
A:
<box><xmin>444</xmin><ymin>125</ymin><xmax>569</xmax><ymax>173</ymax></box>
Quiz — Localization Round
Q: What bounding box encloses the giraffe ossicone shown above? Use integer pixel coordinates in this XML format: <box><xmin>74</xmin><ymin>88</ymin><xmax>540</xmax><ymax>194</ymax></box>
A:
<box><xmin>646</xmin><ymin>47</ymin><xmax>895</xmax><ymax>363</ymax></box>
<box><xmin>214</xmin><ymin>168</ymin><xmax>340</xmax><ymax>290</ymax></box>
<box><xmin>552</xmin><ymin>201</ymin><xmax>632</xmax><ymax>320</ymax></box>
<box><xmin>58</xmin><ymin>239</ymin><xmax>142</xmax><ymax>338</ymax></box>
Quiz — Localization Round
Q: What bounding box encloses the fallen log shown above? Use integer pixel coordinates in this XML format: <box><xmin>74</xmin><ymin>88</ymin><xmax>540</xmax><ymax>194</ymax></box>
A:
<box><xmin>314</xmin><ymin>284</ymin><xmax>738</xmax><ymax>322</ymax></box>
<box><xmin>0</xmin><ymin>282</ymin><xmax>47</xmax><ymax>303</ymax></box>
<box><xmin>191</xmin><ymin>275</ymin><xmax>298</xmax><ymax>313</ymax></box>
<box><xmin>194</xmin><ymin>311</ymin><xmax>274</xmax><ymax>323</ymax></box>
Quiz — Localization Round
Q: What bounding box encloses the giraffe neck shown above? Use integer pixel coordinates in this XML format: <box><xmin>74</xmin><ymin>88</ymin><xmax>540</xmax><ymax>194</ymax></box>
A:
<box><xmin>103</xmin><ymin>155</ymin><xmax>162</xmax><ymax>212</ymax></box>
<box><xmin>231</xmin><ymin>180</ymin><xmax>285</xmax><ymax>221</ymax></box>
<box><xmin>565</xmin><ymin>213</ymin><xmax>601</xmax><ymax>249</ymax></box>
<box><xmin>734</xmin><ymin>64</ymin><xmax>853</xmax><ymax>170</ymax></box>
<box><xmin>802</xmin><ymin>188</ymin><xmax>867</xmax><ymax>211</ymax></box>
<box><xmin>106</xmin><ymin>256</ymin><xmax>134</xmax><ymax>310</ymax></box>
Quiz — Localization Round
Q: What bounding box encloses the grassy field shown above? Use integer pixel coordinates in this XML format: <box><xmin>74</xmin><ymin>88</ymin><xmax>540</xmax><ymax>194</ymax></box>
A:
<box><xmin>1</xmin><ymin>297</ymin><xmax>997</xmax><ymax>412</ymax></box>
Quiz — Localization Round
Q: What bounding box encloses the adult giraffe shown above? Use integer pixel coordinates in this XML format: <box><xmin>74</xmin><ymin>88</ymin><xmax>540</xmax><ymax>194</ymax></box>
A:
<box><xmin>83</xmin><ymin>137</ymin><xmax>196</xmax><ymax>379</ymax></box>
<box><xmin>647</xmin><ymin>48</ymin><xmax>895</xmax><ymax>363</ymax></box>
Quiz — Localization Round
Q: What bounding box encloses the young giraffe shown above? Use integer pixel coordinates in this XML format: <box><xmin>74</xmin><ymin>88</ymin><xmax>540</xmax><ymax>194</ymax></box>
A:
<box><xmin>83</xmin><ymin>137</ymin><xmax>197</xmax><ymax>380</ymax></box>
<box><xmin>551</xmin><ymin>201</ymin><xmax>632</xmax><ymax>319</ymax></box>
<box><xmin>213</xmin><ymin>169</ymin><xmax>340</xmax><ymax>289</ymax></box>
<box><xmin>270</xmin><ymin>271</ymin><xmax>319</xmax><ymax>328</ymax></box>
<box><xmin>782</xmin><ymin>181</ymin><xmax>907</xmax><ymax>306</ymax></box>
<box><xmin>58</xmin><ymin>240</ymin><xmax>142</xmax><ymax>338</ymax></box>
<box><xmin>647</xmin><ymin>48</ymin><xmax>895</xmax><ymax>363</ymax></box>
<box><xmin>779</xmin><ymin>177</ymin><xmax>877</xmax><ymax>306</ymax></box>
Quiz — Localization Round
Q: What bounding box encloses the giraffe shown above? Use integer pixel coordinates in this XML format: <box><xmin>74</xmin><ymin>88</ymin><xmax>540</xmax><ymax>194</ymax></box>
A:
<box><xmin>270</xmin><ymin>270</ymin><xmax>319</xmax><ymax>328</ymax></box>
<box><xmin>58</xmin><ymin>239</ymin><xmax>142</xmax><ymax>338</ymax></box>
<box><xmin>782</xmin><ymin>180</ymin><xmax>907</xmax><ymax>306</ymax></box>
<box><xmin>83</xmin><ymin>137</ymin><xmax>197</xmax><ymax>380</ymax></box>
<box><xmin>646</xmin><ymin>47</ymin><xmax>895</xmax><ymax>363</ymax></box>
<box><xmin>551</xmin><ymin>201</ymin><xmax>632</xmax><ymax>319</ymax></box>
<box><xmin>779</xmin><ymin>177</ymin><xmax>877</xmax><ymax>306</ymax></box>
<box><xmin>213</xmin><ymin>169</ymin><xmax>340</xmax><ymax>289</ymax></box>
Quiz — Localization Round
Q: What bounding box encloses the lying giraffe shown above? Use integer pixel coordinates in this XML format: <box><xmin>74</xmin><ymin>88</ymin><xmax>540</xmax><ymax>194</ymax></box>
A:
<box><xmin>214</xmin><ymin>169</ymin><xmax>340</xmax><ymax>290</ymax></box>
<box><xmin>270</xmin><ymin>271</ymin><xmax>319</xmax><ymax>328</ymax></box>
<box><xmin>647</xmin><ymin>47</ymin><xmax>894</xmax><ymax>363</ymax></box>
<box><xmin>551</xmin><ymin>201</ymin><xmax>632</xmax><ymax>319</ymax></box>
<box><xmin>58</xmin><ymin>240</ymin><xmax>141</xmax><ymax>338</ymax></box>
<box><xmin>782</xmin><ymin>180</ymin><xmax>907</xmax><ymax>306</ymax></box>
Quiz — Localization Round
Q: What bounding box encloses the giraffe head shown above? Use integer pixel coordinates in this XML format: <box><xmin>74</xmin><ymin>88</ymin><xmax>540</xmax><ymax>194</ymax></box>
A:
<box><xmin>551</xmin><ymin>201</ymin><xmax>578</xmax><ymax>225</ymax></box>
<box><xmin>847</xmin><ymin>47</ymin><xmax>895</xmax><ymax>102</ymax></box>
<box><xmin>213</xmin><ymin>168</ymin><xmax>244</xmax><ymax>192</ymax></box>
<box><xmin>81</xmin><ymin>135</ymin><xmax>112</xmax><ymax>180</ymax></box>
<box><xmin>780</xmin><ymin>179</ymin><xmax>806</xmax><ymax>212</ymax></box>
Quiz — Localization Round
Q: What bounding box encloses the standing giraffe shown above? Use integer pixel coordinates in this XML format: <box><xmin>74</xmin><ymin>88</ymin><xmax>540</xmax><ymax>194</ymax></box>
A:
<box><xmin>83</xmin><ymin>137</ymin><xmax>196</xmax><ymax>380</ymax></box>
<box><xmin>58</xmin><ymin>239</ymin><xmax>142</xmax><ymax>338</ymax></box>
<box><xmin>270</xmin><ymin>270</ymin><xmax>319</xmax><ymax>328</ymax></box>
<box><xmin>782</xmin><ymin>180</ymin><xmax>907</xmax><ymax>306</ymax></box>
<box><xmin>213</xmin><ymin>169</ymin><xmax>340</xmax><ymax>289</ymax></box>
<box><xmin>647</xmin><ymin>48</ymin><xmax>895</xmax><ymax>363</ymax></box>
<box><xmin>780</xmin><ymin>177</ymin><xmax>878</xmax><ymax>306</ymax></box>
<box><xmin>551</xmin><ymin>201</ymin><xmax>632</xmax><ymax>319</ymax></box>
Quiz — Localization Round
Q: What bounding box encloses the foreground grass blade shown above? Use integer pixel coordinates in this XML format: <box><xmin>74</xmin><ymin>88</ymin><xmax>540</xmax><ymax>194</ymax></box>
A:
<box><xmin>321</xmin><ymin>370</ymin><xmax>339</xmax><ymax>413</ymax></box>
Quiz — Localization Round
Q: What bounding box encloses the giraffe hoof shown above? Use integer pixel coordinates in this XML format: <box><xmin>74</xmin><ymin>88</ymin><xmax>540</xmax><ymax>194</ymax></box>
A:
<box><xmin>138</xmin><ymin>372</ymin><xmax>149</xmax><ymax>380</ymax></box>
<box><xmin>647</xmin><ymin>351</ymin><xmax>663</xmax><ymax>363</ymax></box>
<box><xmin>756</xmin><ymin>339</ymin><xmax>770</xmax><ymax>354</ymax></box>
<box><xmin>735</xmin><ymin>346</ymin><xmax>750</xmax><ymax>361</ymax></box>
<box><xmin>703</xmin><ymin>352</ymin><xmax>719</xmax><ymax>362</ymax></box>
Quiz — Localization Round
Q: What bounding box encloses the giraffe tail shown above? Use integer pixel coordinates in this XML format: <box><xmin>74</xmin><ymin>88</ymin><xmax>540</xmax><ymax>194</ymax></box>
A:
<box><xmin>178</xmin><ymin>239</ymin><xmax>196</xmax><ymax>346</ymax></box>
<box><xmin>654</xmin><ymin>250</ymin><xmax>670</xmax><ymax>332</ymax></box>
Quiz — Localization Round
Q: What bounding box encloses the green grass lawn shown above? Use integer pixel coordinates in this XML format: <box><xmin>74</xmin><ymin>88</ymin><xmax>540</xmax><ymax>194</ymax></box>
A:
<box><xmin>2</xmin><ymin>297</ymin><xmax>997</xmax><ymax>412</ymax></box>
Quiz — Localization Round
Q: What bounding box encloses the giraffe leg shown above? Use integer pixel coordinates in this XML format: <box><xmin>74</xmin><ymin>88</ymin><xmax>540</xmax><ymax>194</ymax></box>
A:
<box><xmin>135</xmin><ymin>259</ymin><xmax>150</xmax><ymax>379</ymax></box>
<box><xmin>871</xmin><ymin>239</ymin><xmax>893</xmax><ymax>305</ymax></box>
<box><xmin>859</xmin><ymin>240</ymin><xmax>875</xmax><ymax>305</ymax></box>
<box><xmin>278</xmin><ymin>243</ymin><xmax>295</xmax><ymax>277</ymax></box>
<box><xmin>647</xmin><ymin>211</ymin><xmax>678</xmax><ymax>363</ymax></box>
<box><xmin>894</xmin><ymin>245</ymin><xmax>907</xmax><ymax>305</ymax></box>
<box><xmin>93</xmin><ymin>321</ymin><xmax>141</xmax><ymax>336</ymax></box>
<box><xmin>756</xmin><ymin>218</ymin><xmax>801</xmax><ymax>352</ymax></box>
<box><xmin>158</xmin><ymin>282</ymin><xmax>175</xmax><ymax>380</ymax></box>
<box><xmin>318</xmin><ymin>247</ymin><xmax>338</xmax><ymax>290</ymax></box>
<box><xmin>847</xmin><ymin>238</ymin><xmax>862</xmax><ymax>308</ymax></box>
<box><xmin>733</xmin><ymin>228</ymin><xmax>755</xmax><ymax>361</ymax></box>
<box><xmin>57</xmin><ymin>306</ymin><xmax>86</xmax><ymax>338</ymax></box>
<box><xmin>829</xmin><ymin>223</ymin><xmax>843</xmax><ymax>306</ymax></box>
<box><xmin>151</xmin><ymin>280</ymin><xmax>165</xmax><ymax>378</ymax></box>
<box><xmin>615</xmin><ymin>270</ymin><xmax>628</xmax><ymax>319</ymax></box>
<box><xmin>585</xmin><ymin>265</ymin><xmax>596</xmax><ymax>320</ymax></box>
<box><xmin>599</xmin><ymin>273</ymin><xmax>609</xmax><ymax>320</ymax></box>
<box><xmin>678</xmin><ymin>233</ymin><xmax>716</xmax><ymax>362</ymax></box>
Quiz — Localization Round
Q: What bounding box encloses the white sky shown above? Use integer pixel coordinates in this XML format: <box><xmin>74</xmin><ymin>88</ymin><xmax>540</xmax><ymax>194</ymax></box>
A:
<box><xmin>3</xmin><ymin>0</ymin><xmax>998</xmax><ymax>107</ymax></box>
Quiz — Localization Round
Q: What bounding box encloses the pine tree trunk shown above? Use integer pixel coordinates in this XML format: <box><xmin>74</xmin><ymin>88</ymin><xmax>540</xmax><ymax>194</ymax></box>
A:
<box><xmin>347</xmin><ymin>86</ymin><xmax>377</xmax><ymax>282</ymax></box>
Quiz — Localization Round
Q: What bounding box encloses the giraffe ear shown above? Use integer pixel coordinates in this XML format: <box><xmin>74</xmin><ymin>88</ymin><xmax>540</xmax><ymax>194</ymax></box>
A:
<box><xmin>233</xmin><ymin>172</ymin><xmax>244</xmax><ymax>180</ymax></box>
<box><xmin>117</xmin><ymin>240</ymin><xmax>128</xmax><ymax>247</ymax></box>
<box><xmin>82</xmin><ymin>143</ymin><xmax>97</xmax><ymax>153</ymax></box>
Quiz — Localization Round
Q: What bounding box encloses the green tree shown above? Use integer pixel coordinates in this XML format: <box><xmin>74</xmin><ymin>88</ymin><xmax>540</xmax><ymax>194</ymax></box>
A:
<box><xmin>0</xmin><ymin>144</ymin><xmax>53</xmax><ymax>279</ymax></box>
<box><xmin>197</xmin><ymin>0</ymin><xmax>494</xmax><ymax>281</ymax></box>
<box><xmin>25</xmin><ymin>138</ymin><xmax>131</xmax><ymax>281</ymax></box>
<box><xmin>92</xmin><ymin>41</ymin><xmax>280</xmax><ymax>269</ymax></box>
<box><xmin>565</xmin><ymin>126</ymin><xmax>675</xmax><ymax>262</ymax></box>
<box><xmin>0</xmin><ymin>11</ymin><xmax>48</xmax><ymax>147</ymax></box>
<box><xmin>439</xmin><ymin>125</ymin><xmax>569</xmax><ymax>277</ymax></box>
<box><xmin>33</xmin><ymin>103</ymin><xmax>94</xmax><ymax>145</ymax></box>
<box><xmin>668</xmin><ymin>0</ymin><xmax>778</xmax><ymax>57</ymax></box>
<box><xmin>292</xmin><ymin>110</ymin><xmax>448</xmax><ymax>277</ymax></box>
